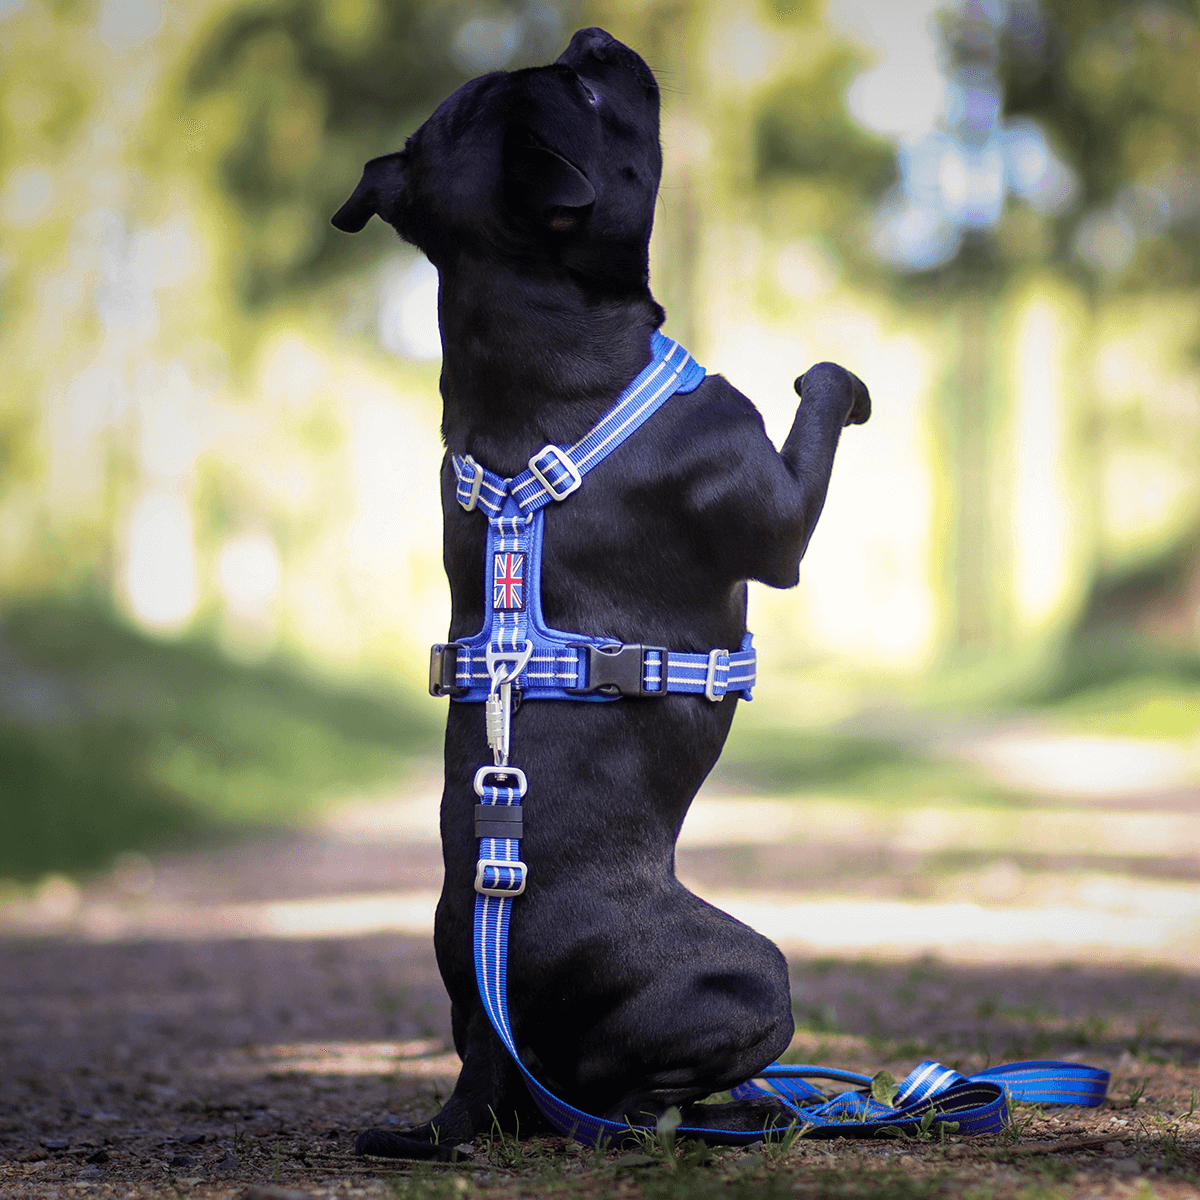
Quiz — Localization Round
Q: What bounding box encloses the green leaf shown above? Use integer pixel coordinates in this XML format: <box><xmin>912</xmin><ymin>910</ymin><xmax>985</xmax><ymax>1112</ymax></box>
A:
<box><xmin>870</xmin><ymin>1071</ymin><xmax>899</xmax><ymax>1109</ymax></box>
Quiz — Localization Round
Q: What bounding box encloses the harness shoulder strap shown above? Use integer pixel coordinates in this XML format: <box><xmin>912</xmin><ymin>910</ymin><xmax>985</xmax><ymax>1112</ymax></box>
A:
<box><xmin>452</xmin><ymin>332</ymin><xmax>705</xmax><ymax>515</ymax></box>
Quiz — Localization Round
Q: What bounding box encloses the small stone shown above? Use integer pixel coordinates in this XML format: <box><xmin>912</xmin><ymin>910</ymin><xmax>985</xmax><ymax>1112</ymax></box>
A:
<box><xmin>43</xmin><ymin>1138</ymin><xmax>70</xmax><ymax>1151</ymax></box>
<box><xmin>85</xmin><ymin>1150</ymin><xmax>110</xmax><ymax>1164</ymax></box>
<box><xmin>1111</xmin><ymin>1159</ymin><xmax>1141</xmax><ymax>1177</ymax></box>
<box><xmin>17</xmin><ymin>1149</ymin><xmax>49</xmax><ymax>1163</ymax></box>
<box><xmin>212</xmin><ymin>1150</ymin><xmax>239</xmax><ymax>1174</ymax></box>
<box><xmin>76</xmin><ymin>1166</ymin><xmax>103</xmax><ymax>1181</ymax></box>
<box><xmin>168</xmin><ymin>1153</ymin><xmax>193</xmax><ymax>1168</ymax></box>
<box><xmin>184</xmin><ymin>1132</ymin><xmax>208</xmax><ymax>1145</ymax></box>
<box><xmin>1103</xmin><ymin>1141</ymin><xmax>1127</xmax><ymax>1154</ymax></box>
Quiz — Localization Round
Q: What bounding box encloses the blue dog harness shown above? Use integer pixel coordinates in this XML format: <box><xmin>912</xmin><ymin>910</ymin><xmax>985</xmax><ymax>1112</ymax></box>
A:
<box><xmin>429</xmin><ymin>332</ymin><xmax>756</xmax><ymax>710</ymax></box>
<box><xmin>432</xmin><ymin>331</ymin><xmax>1109</xmax><ymax>1144</ymax></box>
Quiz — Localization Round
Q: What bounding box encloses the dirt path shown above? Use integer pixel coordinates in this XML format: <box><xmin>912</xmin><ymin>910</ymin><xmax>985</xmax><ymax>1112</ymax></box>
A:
<box><xmin>4</xmin><ymin>752</ymin><xmax>1200</xmax><ymax>1198</ymax></box>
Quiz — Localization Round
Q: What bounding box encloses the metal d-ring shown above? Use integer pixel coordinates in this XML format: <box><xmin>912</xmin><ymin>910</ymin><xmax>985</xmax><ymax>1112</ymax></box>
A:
<box><xmin>486</xmin><ymin>639</ymin><xmax>533</xmax><ymax>689</ymax></box>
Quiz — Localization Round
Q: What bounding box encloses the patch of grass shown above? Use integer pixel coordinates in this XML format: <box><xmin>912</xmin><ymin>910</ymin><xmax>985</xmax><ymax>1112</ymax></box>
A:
<box><xmin>1045</xmin><ymin>674</ymin><xmax>1200</xmax><ymax>739</ymax></box>
<box><xmin>793</xmin><ymin>1001</ymin><xmax>843</xmax><ymax>1035</ymax></box>
<box><xmin>1006</xmin><ymin>631</ymin><xmax>1200</xmax><ymax>738</ymax></box>
<box><xmin>0</xmin><ymin>598</ymin><xmax>440</xmax><ymax>879</ymax></box>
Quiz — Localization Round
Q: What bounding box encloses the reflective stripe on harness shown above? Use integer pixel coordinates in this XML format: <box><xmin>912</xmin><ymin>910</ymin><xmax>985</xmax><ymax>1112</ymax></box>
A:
<box><xmin>431</xmin><ymin>640</ymin><xmax>757</xmax><ymax>701</ymax></box>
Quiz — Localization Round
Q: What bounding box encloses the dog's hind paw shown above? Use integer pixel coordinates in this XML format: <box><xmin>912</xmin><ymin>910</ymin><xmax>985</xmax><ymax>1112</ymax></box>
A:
<box><xmin>354</xmin><ymin>1128</ymin><xmax>469</xmax><ymax>1161</ymax></box>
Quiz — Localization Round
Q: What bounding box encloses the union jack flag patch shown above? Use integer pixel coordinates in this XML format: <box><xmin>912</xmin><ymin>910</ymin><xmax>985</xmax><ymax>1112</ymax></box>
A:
<box><xmin>493</xmin><ymin>552</ymin><xmax>525</xmax><ymax>611</ymax></box>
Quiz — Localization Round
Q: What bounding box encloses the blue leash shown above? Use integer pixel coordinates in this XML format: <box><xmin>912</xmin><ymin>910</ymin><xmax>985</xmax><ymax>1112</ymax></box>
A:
<box><xmin>453</xmin><ymin>333</ymin><xmax>1110</xmax><ymax>1144</ymax></box>
<box><xmin>475</xmin><ymin>825</ymin><xmax>1108</xmax><ymax>1143</ymax></box>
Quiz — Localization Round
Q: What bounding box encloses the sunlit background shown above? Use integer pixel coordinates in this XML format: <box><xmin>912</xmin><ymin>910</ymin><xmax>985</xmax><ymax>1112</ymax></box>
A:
<box><xmin>2</xmin><ymin>0</ymin><xmax>1199</xmax><ymax>970</ymax></box>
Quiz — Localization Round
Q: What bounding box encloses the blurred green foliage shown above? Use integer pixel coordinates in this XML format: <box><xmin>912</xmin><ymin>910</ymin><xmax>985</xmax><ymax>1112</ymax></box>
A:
<box><xmin>1046</xmin><ymin>670</ymin><xmax>1200</xmax><ymax>738</ymax></box>
<box><xmin>1003</xmin><ymin>0</ymin><xmax>1200</xmax><ymax>290</ymax></box>
<box><xmin>177</xmin><ymin>0</ymin><xmax>572</xmax><ymax>304</ymax></box>
<box><xmin>718</xmin><ymin>721</ymin><xmax>1022</xmax><ymax>806</ymax></box>
<box><xmin>753</xmin><ymin>44</ymin><xmax>896</xmax><ymax>274</ymax></box>
<box><xmin>0</xmin><ymin>601</ymin><xmax>440</xmax><ymax>879</ymax></box>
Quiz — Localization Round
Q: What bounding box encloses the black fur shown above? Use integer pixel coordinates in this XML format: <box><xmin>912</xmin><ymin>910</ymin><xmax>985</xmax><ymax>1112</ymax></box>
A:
<box><xmin>333</xmin><ymin>27</ymin><xmax>870</xmax><ymax>1158</ymax></box>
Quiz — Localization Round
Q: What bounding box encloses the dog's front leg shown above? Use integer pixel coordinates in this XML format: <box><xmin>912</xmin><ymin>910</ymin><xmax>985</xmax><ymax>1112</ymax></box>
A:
<box><xmin>355</xmin><ymin>1006</ymin><xmax>544</xmax><ymax>1159</ymax></box>
<box><xmin>749</xmin><ymin>361</ymin><xmax>870</xmax><ymax>587</ymax></box>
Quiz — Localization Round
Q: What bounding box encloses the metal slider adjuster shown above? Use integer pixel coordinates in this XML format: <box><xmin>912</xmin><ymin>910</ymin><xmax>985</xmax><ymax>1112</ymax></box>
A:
<box><xmin>459</xmin><ymin>455</ymin><xmax>484</xmax><ymax>512</ymax></box>
<box><xmin>429</xmin><ymin>644</ymin><xmax>467</xmax><ymax>696</ymax></box>
<box><xmin>704</xmin><ymin>648</ymin><xmax>730</xmax><ymax>702</ymax></box>
<box><xmin>528</xmin><ymin>445</ymin><xmax>582</xmax><ymax>501</ymax></box>
<box><xmin>565</xmin><ymin>643</ymin><xmax>668</xmax><ymax>698</ymax></box>
<box><xmin>475</xmin><ymin>858</ymin><xmax>527</xmax><ymax>897</ymax></box>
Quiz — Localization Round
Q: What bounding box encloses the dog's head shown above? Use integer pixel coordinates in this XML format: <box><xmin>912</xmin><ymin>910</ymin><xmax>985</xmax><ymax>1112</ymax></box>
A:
<box><xmin>331</xmin><ymin>28</ymin><xmax>661</xmax><ymax>290</ymax></box>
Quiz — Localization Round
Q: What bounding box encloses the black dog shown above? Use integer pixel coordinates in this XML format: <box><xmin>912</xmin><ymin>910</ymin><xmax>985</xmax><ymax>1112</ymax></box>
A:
<box><xmin>332</xmin><ymin>28</ymin><xmax>869</xmax><ymax>1157</ymax></box>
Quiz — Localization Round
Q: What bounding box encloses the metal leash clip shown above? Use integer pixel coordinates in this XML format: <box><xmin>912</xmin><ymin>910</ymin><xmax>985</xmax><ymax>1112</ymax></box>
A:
<box><xmin>484</xmin><ymin>640</ymin><xmax>533</xmax><ymax>765</ymax></box>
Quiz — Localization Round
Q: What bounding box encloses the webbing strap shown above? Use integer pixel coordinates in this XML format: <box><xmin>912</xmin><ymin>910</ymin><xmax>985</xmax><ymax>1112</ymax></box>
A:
<box><xmin>452</xmin><ymin>332</ymin><xmax>706</xmax><ymax>516</ymax></box>
<box><xmin>447</xmin><ymin>639</ymin><xmax>757</xmax><ymax>701</ymax></box>
<box><xmin>730</xmin><ymin>1059</ymin><xmax>1110</xmax><ymax>1137</ymax></box>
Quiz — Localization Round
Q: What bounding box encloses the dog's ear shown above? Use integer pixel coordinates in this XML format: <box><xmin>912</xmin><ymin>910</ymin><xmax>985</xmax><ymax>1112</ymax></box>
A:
<box><xmin>331</xmin><ymin>152</ymin><xmax>408</xmax><ymax>233</ymax></box>
<box><xmin>503</xmin><ymin>131</ymin><xmax>595</xmax><ymax>229</ymax></box>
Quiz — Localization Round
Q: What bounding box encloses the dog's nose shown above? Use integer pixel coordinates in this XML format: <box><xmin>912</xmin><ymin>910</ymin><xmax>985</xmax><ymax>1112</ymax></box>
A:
<box><xmin>556</xmin><ymin>26</ymin><xmax>618</xmax><ymax>69</ymax></box>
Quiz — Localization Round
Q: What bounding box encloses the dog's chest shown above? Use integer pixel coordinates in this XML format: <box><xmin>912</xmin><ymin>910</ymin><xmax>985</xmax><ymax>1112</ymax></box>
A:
<box><xmin>444</xmin><ymin>472</ymin><xmax>670</xmax><ymax>630</ymax></box>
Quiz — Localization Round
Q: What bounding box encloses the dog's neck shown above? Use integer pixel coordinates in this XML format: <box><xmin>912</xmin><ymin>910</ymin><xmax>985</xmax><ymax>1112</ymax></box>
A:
<box><xmin>436</xmin><ymin>258</ymin><xmax>663</xmax><ymax>471</ymax></box>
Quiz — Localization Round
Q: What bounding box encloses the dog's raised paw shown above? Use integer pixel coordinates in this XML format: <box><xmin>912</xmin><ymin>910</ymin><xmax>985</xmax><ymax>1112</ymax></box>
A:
<box><xmin>794</xmin><ymin>362</ymin><xmax>871</xmax><ymax>426</ymax></box>
<box><xmin>353</xmin><ymin>1128</ymin><xmax>465</xmax><ymax>1161</ymax></box>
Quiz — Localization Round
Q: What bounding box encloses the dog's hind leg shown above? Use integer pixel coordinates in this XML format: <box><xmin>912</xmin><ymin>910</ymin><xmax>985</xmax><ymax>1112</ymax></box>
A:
<box><xmin>589</xmin><ymin>923</ymin><xmax>796</xmax><ymax>1141</ymax></box>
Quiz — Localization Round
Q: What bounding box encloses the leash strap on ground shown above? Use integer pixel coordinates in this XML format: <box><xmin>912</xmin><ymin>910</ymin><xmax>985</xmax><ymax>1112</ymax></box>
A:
<box><xmin>730</xmin><ymin>1060</ymin><xmax>1110</xmax><ymax>1138</ymax></box>
<box><xmin>474</xmin><ymin>874</ymin><xmax>1109</xmax><ymax>1143</ymax></box>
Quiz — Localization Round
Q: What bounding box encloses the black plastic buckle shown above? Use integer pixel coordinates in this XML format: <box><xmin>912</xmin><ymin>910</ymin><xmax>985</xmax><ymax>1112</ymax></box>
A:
<box><xmin>565</xmin><ymin>643</ymin><xmax>668</xmax><ymax>698</ymax></box>
<box><xmin>429</xmin><ymin>644</ymin><xmax>467</xmax><ymax>697</ymax></box>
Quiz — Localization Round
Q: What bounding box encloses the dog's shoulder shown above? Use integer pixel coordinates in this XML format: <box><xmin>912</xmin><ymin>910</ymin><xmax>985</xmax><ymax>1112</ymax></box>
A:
<box><xmin>647</xmin><ymin>372</ymin><xmax>777</xmax><ymax>471</ymax></box>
